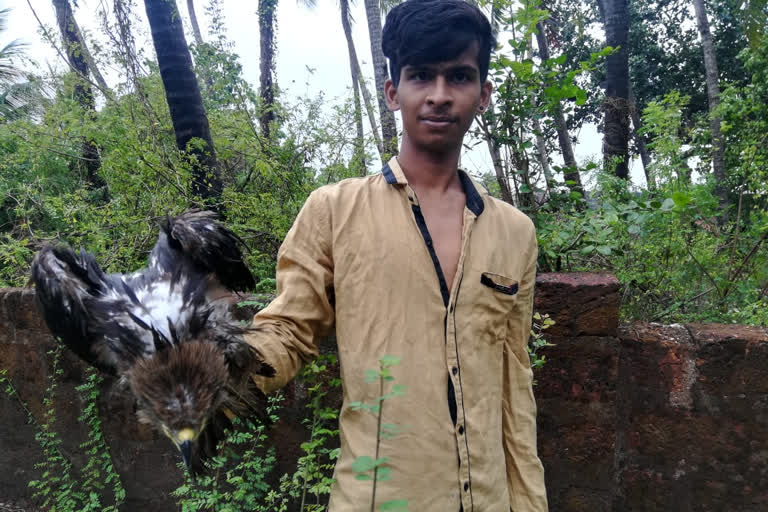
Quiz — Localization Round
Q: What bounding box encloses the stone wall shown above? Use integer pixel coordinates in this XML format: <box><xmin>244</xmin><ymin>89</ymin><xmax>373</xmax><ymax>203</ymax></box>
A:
<box><xmin>534</xmin><ymin>274</ymin><xmax>768</xmax><ymax>512</ymax></box>
<box><xmin>1</xmin><ymin>274</ymin><xmax>766</xmax><ymax>511</ymax></box>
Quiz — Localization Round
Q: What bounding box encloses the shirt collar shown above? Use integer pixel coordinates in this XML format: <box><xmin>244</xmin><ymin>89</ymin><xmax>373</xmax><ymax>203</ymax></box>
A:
<box><xmin>382</xmin><ymin>157</ymin><xmax>486</xmax><ymax>217</ymax></box>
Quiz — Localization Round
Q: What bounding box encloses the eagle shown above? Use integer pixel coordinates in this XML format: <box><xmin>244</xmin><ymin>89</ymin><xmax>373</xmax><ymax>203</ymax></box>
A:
<box><xmin>30</xmin><ymin>210</ymin><xmax>275</xmax><ymax>473</ymax></box>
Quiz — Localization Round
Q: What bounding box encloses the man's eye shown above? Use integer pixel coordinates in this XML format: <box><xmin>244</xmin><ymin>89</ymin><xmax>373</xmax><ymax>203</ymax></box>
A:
<box><xmin>452</xmin><ymin>72</ymin><xmax>470</xmax><ymax>83</ymax></box>
<box><xmin>410</xmin><ymin>71</ymin><xmax>430</xmax><ymax>81</ymax></box>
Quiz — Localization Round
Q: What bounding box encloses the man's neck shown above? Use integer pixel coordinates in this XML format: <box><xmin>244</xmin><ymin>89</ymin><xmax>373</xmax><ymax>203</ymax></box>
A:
<box><xmin>397</xmin><ymin>136</ymin><xmax>462</xmax><ymax>194</ymax></box>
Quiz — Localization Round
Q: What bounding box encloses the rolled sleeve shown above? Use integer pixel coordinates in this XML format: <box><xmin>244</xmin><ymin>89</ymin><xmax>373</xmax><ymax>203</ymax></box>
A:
<box><xmin>245</xmin><ymin>189</ymin><xmax>335</xmax><ymax>393</ymax></box>
<box><xmin>502</xmin><ymin>223</ymin><xmax>548</xmax><ymax>511</ymax></box>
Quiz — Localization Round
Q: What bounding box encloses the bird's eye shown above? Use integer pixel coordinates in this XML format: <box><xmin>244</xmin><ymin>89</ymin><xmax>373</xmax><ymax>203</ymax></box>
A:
<box><xmin>166</xmin><ymin>398</ymin><xmax>181</xmax><ymax>412</ymax></box>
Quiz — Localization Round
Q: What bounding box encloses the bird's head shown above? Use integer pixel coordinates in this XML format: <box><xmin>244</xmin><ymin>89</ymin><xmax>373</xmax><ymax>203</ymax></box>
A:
<box><xmin>127</xmin><ymin>342</ymin><xmax>229</xmax><ymax>471</ymax></box>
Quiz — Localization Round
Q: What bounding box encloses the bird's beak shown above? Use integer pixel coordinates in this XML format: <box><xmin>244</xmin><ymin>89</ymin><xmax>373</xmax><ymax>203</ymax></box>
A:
<box><xmin>181</xmin><ymin>440</ymin><xmax>192</xmax><ymax>470</ymax></box>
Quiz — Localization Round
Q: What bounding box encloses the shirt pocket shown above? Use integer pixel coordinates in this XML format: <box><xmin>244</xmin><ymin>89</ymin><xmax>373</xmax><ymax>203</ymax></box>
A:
<box><xmin>471</xmin><ymin>271</ymin><xmax>519</xmax><ymax>344</ymax></box>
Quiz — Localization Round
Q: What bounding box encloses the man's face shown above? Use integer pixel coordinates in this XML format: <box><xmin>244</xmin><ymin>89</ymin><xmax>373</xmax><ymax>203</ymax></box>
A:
<box><xmin>385</xmin><ymin>43</ymin><xmax>492</xmax><ymax>155</ymax></box>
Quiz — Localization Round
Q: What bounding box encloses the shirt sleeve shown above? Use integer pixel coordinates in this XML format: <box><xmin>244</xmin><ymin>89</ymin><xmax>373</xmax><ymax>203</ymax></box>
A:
<box><xmin>502</xmin><ymin>221</ymin><xmax>548</xmax><ymax>511</ymax></box>
<box><xmin>245</xmin><ymin>188</ymin><xmax>335</xmax><ymax>393</ymax></box>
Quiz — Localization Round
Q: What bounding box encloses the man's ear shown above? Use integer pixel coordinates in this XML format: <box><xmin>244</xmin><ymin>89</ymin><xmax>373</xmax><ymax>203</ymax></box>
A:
<box><xmin>384</xmin><ymin>79</ymin><xmax>400</xmax><ymax>112</ymax></box>
<box><xmin>480</xmin><ymin>79</ymin><xmax>492</xmax><ymax>111</ymax></box>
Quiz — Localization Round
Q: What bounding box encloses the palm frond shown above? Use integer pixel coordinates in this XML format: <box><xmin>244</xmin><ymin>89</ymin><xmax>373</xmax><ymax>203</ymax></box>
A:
<box><xmin>0</xmin><ymin>40</ymin><xmax>27</xmax><ymax>78</ymax></box>
<box><xmin>0</xmin><ymin>8</ymin><xmax>11</xmax><ymax>32</ymax></box>
<box><xmin>0</xmin><ymin>7</ymin><xmax>27</xmax><ymax>84</ymax></box>
<box><xmin>379</xmin><ymin>0</ymin><xmax>402</xmax><ymax>15</ymax></box>
<box><xmin>0</xmin><ymin>78</ymin><xmax>49</xmax><ymax>122</ymax></box>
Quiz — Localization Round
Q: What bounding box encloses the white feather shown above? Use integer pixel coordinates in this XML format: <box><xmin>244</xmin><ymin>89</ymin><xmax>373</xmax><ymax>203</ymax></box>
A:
<box><xmin>131</xmin><ymin>279</ymin><xmax>189</xmax><ymax>342</ymax></box>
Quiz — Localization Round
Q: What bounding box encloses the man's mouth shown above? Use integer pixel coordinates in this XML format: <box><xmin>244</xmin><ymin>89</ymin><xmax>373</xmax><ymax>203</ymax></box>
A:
<box><xmin>420</xmin><ymin>116</ymin><xmax>457</xmax><ymax>127</ymax></box>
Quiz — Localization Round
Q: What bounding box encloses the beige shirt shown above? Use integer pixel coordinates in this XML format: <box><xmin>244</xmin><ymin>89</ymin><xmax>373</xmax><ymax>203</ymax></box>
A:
<box><xmin>247</xmin><ymin>157</ymin><xmax>547</xmax><ymax>511</ymax></box>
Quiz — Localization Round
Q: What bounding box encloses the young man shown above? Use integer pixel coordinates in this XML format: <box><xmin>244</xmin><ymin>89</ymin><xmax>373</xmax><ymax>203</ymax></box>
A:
<box><xmin>247</xmin><ymin>1</ymin><xmax>547</xmax><ymax>510</ymax></box>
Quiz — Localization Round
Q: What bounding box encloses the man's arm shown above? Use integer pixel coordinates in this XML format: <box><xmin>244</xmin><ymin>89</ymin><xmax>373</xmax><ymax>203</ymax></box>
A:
<box><xmin>245</xmin><ymin>189</ymin><xmax>335</xmax><ymax>393</ymax></box>
<box><xmin>502</xmin><ymin>221</ymin><xmax>548</xmax><ymax>511</ymax></box>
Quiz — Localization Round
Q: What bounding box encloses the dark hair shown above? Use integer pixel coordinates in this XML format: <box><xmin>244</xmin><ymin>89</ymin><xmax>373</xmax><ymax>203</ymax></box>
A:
<box><xmin>381</xmin><ymin>0</ymin><xmax>495</xmax><ymax>87</ymax></box>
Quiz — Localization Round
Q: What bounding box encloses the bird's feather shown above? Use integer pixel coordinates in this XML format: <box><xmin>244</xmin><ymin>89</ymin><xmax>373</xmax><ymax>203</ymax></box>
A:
<box><xmin>30</xmin><ymin>210</ymin><xmax>275</xmax><ymax>473</ymax></box>
<box><xmin>153</xmin><ymin>210</ymin><xmax>256</xmax><ymax>291</ymax></box>
<box><xmin>30</xmin><ymin>210</ymin><xmax>271</xmax><ymax>378</ymax></box>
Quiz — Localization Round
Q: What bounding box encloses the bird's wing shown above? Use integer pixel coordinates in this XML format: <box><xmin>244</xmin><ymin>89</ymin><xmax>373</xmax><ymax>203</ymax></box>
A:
<box><xmin>149</xmin><ymin>210</ymin><xmax>256</xmax><ymax>291</ymax></box>
<box><xmin>30</xmin><ymin>245</ymin><xmax>158</xmax><ymax>375</ymax></box>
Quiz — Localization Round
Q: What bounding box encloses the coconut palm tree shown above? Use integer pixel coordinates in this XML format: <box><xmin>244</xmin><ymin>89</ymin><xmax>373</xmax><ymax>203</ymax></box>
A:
<box><xmin>339</xmin><ymin>0</ymin><xmax>387</xmax><ymax>167</ymax></box>
<box><xmin>534</xmin><ymin>18</ymin><xmax>584</xmax><ymax>195</ymax></box>
<box><xmin>51</xmin><ymin>0</ymin><xmax>107</xmax><ymax>193</ymax></box>
<box><xmin>340</xmin><ymin>0</ymin><xmax>367</xmax><ymax>174</ymax></box>
<box><xmin>692</xmin><ymin>0</ymin><xmax>729</xmax><ymax>220</ymax></box>
<box><xmin>600</xmin><ymin>0</ymin><xmax>631</xmax><ymax>179</ymax></box>
<box><xmin>144</xmin><ymin>0</ymin><xmax>222</xmax><ymax>204</ymax></box>
<box><xmin>362</xmin><ymin>0</ymin><xmax>398</xmax><ymax>157</ymax></box>
<box><xmin>51</xmin><ymin>0</ymin><xmax>108</xmax><ymax>92</ymax></box>
<box><xmin>258</xmin><ymin>0</ymin><xmax>278</xmax><ymax>138</ymax></box>
<box><xmin>187</xmin><ymin>0</ymin><xmax>204</xmax><ymax>46</ymax></box>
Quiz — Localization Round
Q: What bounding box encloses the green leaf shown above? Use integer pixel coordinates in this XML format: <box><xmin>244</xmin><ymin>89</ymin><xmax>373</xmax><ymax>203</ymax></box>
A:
<box><xmin>661</xmin><ymin>198</ymin><xmax>676</xmax><ymax>211</ymax></box>
<box><xmin>352</xmin><ymin>456</ymin><xmax>376</xmax><ymax>473</ymax></box>
<box><xmin>671</xmin><ymin>192</ymin><xmax>691</xmax><ymax>208</ymax></box>
<box><xmin>628</xmin><ymin>224</ymin><xmax>641</xmax><ymax>234</ymax></box>
<box><xmin>596</xmin><ymin>245</ymin><xmax>612</xmax><ymax>256</ymax></box>
<box><xmin>380</xmin><ymin>500</ymin><xmax>409</xmax><ymax>511</ymax></box>
<box><xmin>379</xmin><ymin>355</ymin><xmax>401</xmax><ymax>368</ymax></box>
<box><xmin>575</xmin><ymin>88</ymin><xmax>587</xmax><ymax>106</ymax></box>
<box><xmin>391</xmin><ymin>384</ymin><xmax>407</xmax><ymax>396</ymax></box>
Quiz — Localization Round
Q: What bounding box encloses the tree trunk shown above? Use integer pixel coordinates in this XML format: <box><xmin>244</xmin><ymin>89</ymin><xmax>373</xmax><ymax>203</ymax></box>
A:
<box><xmin>363</xmin><ymin>0</ymin><xmax>398</xmax><ymax>158</ymax></box>
<box><xmin>258</xmin><ymin>0</ymin><xmax>278</xmax><ymax>139</ymax></box>
<box><xmin>340</xmin><ymin>0</ymin><xmax>366</xmax><ymax>175</ymax></box>
<box><xmin>602</xmin><ymin>0</ymin><xmax>631</xmax><ymax>179</ymax></box>
<box><xmin>336</xmin><ymin>0</ymin><xmax>383</xmax><ymax>157</ymax></box>
<box><xmin>533</xmin><ymin>116</ymin><xmax>554</xmax><ymax>195</ymax></box>
<box><xmin>481</xmin><ymin>2</ymin><xmax>513</xmax><ymax>206</ymax></box>
<box><xmin>52</xmin><ymin>0</ymin><xmax>107</xmax><ymax>194</ymax></box>
<box><xmin>52</xmin><ymin>0</ymin><xmax>108</xmax><ymax>93</ymax></box>
<box><xmin>692</xmin><ymin>0</ymin><xmax>730</xmax><ymax>221</ymax></box>
<box><xmin>356</xmin><ymin>73</ymin><xmax>384</xmax><ymax>157</ymax></box>
<box><xmin>629</xmin><ymin>84</ymin><xmax>654</xmax><ymax>189</ymax></box>
<box><xmin>535</xmin><ymin>21</ymin><xmax>584</xmax><ymax>195</ymax></box>
<box><xmin>187</xmin><ymin>0</ymin><xmax>204</xmax><ymax>46</ymax></box>
<box><xmin>486</xmin><ymin>135</ymin><xmax>514</xmax><ymax>205</ymax></box>
<box><xmin>144</xmin><ymin>0</ymin><xmax>221</xmax><ymax>204</ymax></box>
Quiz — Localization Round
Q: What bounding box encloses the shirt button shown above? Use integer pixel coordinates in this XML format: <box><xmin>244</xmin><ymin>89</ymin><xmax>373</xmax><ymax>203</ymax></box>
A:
<box><xmin>426</xmin><ymin>239</ymin><xmax>433</xmax><ymax>247</ymax></box>
<box><xmin>452</xmin><ymin>367</ymin><xmax>458</xmax><ymax>376</ymax></box>
<box><xmin>464</xmin><ymin>482</ymin><xmax>470</xmax><ymax>492</ymax></box>
<box><xmin>458</xmin><ymin>425</ymin><xmax>464</xmax><ymax>435</ymax></box>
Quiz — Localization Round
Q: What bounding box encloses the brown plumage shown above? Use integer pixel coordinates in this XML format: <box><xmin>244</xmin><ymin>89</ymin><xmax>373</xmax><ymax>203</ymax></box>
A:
<box><xmin>30</xmin><ymin>210</ymin><xmax>274</xmax><ymax>472</ymax></box>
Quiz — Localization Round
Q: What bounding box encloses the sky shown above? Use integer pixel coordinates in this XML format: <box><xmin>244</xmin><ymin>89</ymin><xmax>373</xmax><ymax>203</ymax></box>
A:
<box><xmin>2</xmin><ymin>0</ymin><xmax>643</xmax><ymax>188</ymax></box>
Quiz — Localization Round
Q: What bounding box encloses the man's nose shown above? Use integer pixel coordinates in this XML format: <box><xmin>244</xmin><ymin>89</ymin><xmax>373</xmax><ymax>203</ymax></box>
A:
<box><xmin>426</xmin><ymin>76</ymin><xmax>452</xmax><ymax>106</ymax></box>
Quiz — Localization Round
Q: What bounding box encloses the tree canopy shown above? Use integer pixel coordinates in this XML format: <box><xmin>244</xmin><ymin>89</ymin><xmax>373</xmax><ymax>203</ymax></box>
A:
<box><xmin>1</xmin><ymin>0</ymin><xmax>767</xmax><ymax>328</ymax></box>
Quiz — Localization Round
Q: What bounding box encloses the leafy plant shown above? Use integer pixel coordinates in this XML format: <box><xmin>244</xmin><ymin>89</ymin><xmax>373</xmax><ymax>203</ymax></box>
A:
<box><xmin>1</xmin><ymin>345</ymin><xmax>125</xmax><ymax>512</ymax></box>
<box><xmin>529</xmin><ymin>312</ymin><xmax>555</xmax><ymax>371</ymax></box>
<box><xmin>348</xmin><ymin>355</ymin><xmax>409</xmax><ymax>512</ymax></box>
<box><xmin>173</xmin><ymin>394</ymin><xmax>283</xmax><ymax>512</ymax></box>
